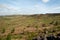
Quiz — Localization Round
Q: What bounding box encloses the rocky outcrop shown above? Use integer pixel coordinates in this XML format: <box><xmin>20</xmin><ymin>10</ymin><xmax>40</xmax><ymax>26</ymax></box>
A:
<box><xmin>32</xmin><ymin>33</ymin><xmax>60</xmax><ymax>40</ymax></box>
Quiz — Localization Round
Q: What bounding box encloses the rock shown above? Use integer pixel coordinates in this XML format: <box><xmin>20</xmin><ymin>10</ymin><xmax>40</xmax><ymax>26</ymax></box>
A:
<box><xmin>32</xmin><ymin>37</ymin><xmax>37</xmax><ymax>40</ymax></box>
<box><xmin>46</xmin><ymin>35</ymin><xmax>55</xmax><ymax>40</ymax></box>
<box><xmin>56</xmin><ymin>33</ymin><xmax>60</xmax><ymax>40</ymax></box>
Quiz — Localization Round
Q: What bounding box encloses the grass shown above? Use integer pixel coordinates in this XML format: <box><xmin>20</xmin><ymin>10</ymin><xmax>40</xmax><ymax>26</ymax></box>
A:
<box><xmin>0</xmin><ymin>13</ymin><xmax>60</xmax><ymax>40</ymax></box>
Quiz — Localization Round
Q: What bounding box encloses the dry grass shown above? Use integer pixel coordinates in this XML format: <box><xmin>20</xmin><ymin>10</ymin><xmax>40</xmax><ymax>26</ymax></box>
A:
<box><xmin>0</xmin><ymin>14</ymin><xmax>60</xmax><ymax>40</ymax></box>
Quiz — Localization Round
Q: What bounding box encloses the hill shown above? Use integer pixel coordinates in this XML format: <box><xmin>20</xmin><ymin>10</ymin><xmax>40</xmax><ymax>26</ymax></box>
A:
<box><xmin>0</xmin><ymin>13</ymin><xmax>60</xmax><ymax>40</ymax></box>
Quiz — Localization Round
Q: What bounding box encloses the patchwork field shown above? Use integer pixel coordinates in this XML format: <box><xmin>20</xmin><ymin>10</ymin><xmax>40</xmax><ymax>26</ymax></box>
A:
<box><xmin>0</xmin><ymin>13</ymin><xmax>60</xmax><ymax>40</ymax></box>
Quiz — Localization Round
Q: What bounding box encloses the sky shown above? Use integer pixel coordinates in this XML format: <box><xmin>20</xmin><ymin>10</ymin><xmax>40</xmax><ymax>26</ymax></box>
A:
<box><xmin>0</xmin><ymin>0</ymin><xmax>60</xmax><ymax>15</ymax></box>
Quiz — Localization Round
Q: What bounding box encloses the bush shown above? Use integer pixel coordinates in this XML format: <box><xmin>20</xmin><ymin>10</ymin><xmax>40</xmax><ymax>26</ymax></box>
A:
<box><xmin>27</xmin><ymin>25</ymin><xmax>30</xmax><ymax>28</ymax></box>
<box><xmin>35</xmin><ymin>26</ymin><xmax>38</xmax><ymax>28</ymax></box>
<box><xmin>54</xmin><ymin>21</ymin><xmax>58</xmax><ymax>26</ymax></box>
<box><xmin>42</xmin><ymin>24</ymin><xmax>46</xmax><ymax>27</ymax></box>
<box><xmin>50</xmin><ymin>21</ymin><xmax>54</xmax><ymax>24</ymax></box>
<box><xmin>11</xmin><ymin>28</ymin><xmax>15</xmax><ymax>33</ymax></box>
<box><xmin>2</xmin><ymin>28</ymin><xmax>5</xmax><ymax>33</ymax></box>
<box><xmin>0</xmin><ymin>37</ymin><xmax>2</xmax><ymax>40</ymax></box>
<box><xmin>50</xmin><ymin>21</ymin><xmax>58</xmax><ymax>26</ymax></box>
<box><xmin>6</xmin><ymin>33</ymin><xmax>11</xmax><ymax>40</ymax></box>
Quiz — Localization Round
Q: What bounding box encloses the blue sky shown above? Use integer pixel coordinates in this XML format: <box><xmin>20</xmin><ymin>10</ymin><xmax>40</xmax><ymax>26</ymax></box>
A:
<box><xmin>0</xmin><ymin>0</ymin><xmax>60</xmax><ymax>15</ymax></box>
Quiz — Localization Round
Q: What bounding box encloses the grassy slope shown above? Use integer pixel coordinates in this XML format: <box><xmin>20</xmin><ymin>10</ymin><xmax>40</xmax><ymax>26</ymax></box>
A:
<box><xmin>0</xmin><ymin>14</ymin><xmax>60</xmax><ymax>40</ymax></box>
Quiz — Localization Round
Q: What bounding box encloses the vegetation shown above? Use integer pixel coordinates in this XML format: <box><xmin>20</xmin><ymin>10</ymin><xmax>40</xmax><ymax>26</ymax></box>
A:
<box><xmin>2</xmin><ymin>28</ymin><xmax>5</xmax><ymax>33</ymax></box>
<box><xmin>6</xmin><ymin>33</ymin><xmax>11</xmax><ymax>40</ymax></box>
<box><xmin>11</xmin><ymin>28</ymin><xmax>15</xmax><ymax>33</ymax></box>
<box><xmin>0</xmin><ymin>13</ymin><xmax>60</xmax><ymax>40</ymax></box>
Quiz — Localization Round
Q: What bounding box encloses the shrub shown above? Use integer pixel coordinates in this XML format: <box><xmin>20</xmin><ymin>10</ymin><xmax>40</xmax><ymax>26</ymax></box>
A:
<box><xmin>27</xmin><ymin>25</ymin><xmax>30</xmax><ymax>28</ymax></box>
<box><xmin>50</xmin><ymin>21</ymin><xmax>54</xmax><ymax>24</ymax></box>
<box><xmin>50</xmin><ymin>21</ymin><xmax>58</xmax><ymax>26</ymax></box>
<box><xmin>2</xmin><ymin>28</ymin><xmax>5</xmax><ymax>33</ymax></box>
<box><xmin>35</xmin><ymin>26</ymin><xmax>38</xmax><ymax>28</ymax></box>
<box><xmin>6</xmin><ymin>33</ymin><xmax>11</xmax><ymax>40</ymax></box>
<box><xmin>54</xmin><ymin>21</ymin><xmax>58</xmax><ymax>26</ymax></box>
<box><xmin>0</xmin><ymin>37</ymin><xmax>2</xmax><ymax>40</ymax></box>
<box><xmin>42</xmin><ymin>24</ymin><xmax>46</xmax><ymax>27</ymax></box>
<box><xmin>11</xmin><ymin>28</ymin><xmax>15</xmax><ymax>33</ymax></box>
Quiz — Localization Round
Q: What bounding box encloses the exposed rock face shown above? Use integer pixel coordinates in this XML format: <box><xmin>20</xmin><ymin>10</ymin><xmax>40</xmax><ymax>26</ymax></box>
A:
<box><xmin>32</xmin><ymin>33</ymin><xmax>60</xmax><ymax>40</ymax></box>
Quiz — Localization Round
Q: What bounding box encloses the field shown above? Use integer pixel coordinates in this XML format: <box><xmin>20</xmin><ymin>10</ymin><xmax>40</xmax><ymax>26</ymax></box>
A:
<box><xmin>0</xmin><ymin>13</ymin><xmax>60</xmax><ymax>40</ymax></box>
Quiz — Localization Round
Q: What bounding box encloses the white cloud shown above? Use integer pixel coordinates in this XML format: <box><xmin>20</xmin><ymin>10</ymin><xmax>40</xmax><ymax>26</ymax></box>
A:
<box><xmin>46</xmin><ymin>6</ymin><xmax>60</xmax><ymax>13</ymax></box>
<box><xmin>0</xmin><ymin>4</ymin><xmax>20</xmax><ymax>12</ymax></box>
<box><xmin>0</xmin><ymin>4</ymin><xmax>22</xmax><ymax>15</ymax></box>
<box><xmin>34</xmin><ymin>4</ymin><xmax>48</xmax><ymax>13</ymax></box>
<box><xmin>42</xmin><ymin>0</ymin><xmax>50</xmax><ymax>3</ymax></box>
<box><xmin>0</xmin><ymin>3</ymin><xmax>60</xmax><ymax>15</ymax></box>
<box><xmin>53</xmin><ymin>7</ymin><xmax>60</xmax><ymax>10</ymax></box>
<box><xmin>34</xmin><ymin>4</ymin><xmax>60</xmax><ymax>13</ymax></box>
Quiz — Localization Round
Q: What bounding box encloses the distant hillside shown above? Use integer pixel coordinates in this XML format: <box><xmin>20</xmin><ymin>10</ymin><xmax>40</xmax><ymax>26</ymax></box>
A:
<box><xmin>0</xmin><ymin>13</ymin><xmax>60</xmax><ymax>40</ymax></box>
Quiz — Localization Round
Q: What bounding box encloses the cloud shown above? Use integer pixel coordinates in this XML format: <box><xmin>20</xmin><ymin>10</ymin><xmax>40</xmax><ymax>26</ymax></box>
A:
<box><xmin>46</xmin><ymin>6</ymin><xmax>60</xmax><ymax>13</ymax></box>
<box><xmin>34</xmin><ymin>4</ymin><xmax>60</xmax><ymax>13</ymax></box>
<box><xmin>0</xmin><ymin>4</ymin><xmax>22</xmax><ymax>15</ymax></box>
<box><xmin>0</xmin><ymin>4</ymin><xmax>38</xmax><ymax>15</ymax></box>
<box><xmin>51</xmin><ymin>6</ymin><xmax>60</xmax><ymax>11</ymax></box>
<box><xmin>34</xmin><ymin>4</ymin><xmax>48</xmax><ymax>13</ymax></box>
<box><xmin>0</xmin><ymin>4</ymin><xmax>19</xmax><ymax>11</ymax></box>
<box><xmin>0</xmin><ymin>2</ymin><xmax>60</xmax><ymax>15</ymax></box>
<box><xmin>42</xmin><ymin>0</ymin><xmax>50</xmax><ymax>3</ymax></box>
